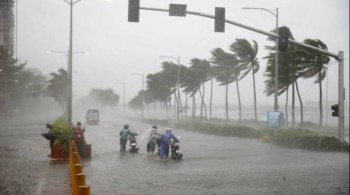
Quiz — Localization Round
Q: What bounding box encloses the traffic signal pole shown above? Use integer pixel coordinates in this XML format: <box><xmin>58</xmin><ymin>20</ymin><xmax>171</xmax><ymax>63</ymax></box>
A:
<box><xmin>136</xmin><ymin>5</ymin><xmax>345</xmax><ymax>141</ymax></box>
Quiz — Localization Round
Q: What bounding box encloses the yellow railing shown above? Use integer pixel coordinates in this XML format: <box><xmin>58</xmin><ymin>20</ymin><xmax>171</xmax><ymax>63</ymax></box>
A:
<box><xmin>69</xmin><ymin>140</ymin><xmax>90</xmax><ymax>195</ymax></box>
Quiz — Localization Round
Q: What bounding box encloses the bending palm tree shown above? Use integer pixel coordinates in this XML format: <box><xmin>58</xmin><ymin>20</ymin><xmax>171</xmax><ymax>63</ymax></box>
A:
<box><xmin>230</xmin><ymin>39</ymin><xmax>260</xmax><ymax>121</ymax></box>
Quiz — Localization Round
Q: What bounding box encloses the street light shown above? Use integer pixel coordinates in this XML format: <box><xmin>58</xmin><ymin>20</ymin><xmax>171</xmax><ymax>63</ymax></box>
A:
<box><xmin>131</xmin><ymin>73</ymin><xmax>144</xmax><ymax>118</ymax></box>
<box><xmin>243</xmin><ymin>7</ymin><xmax>279</xmax><ymax>112</ymax></box>
<box><xmin>159</xmin><ymin>56</ymin><xmax>181</xmax><ymax>122</ymax></box>
<box><xmin>60</xmin><ymin>0</ymin><xmax>86</xmax><ymax>126</ymax></box>
<box><xmin>116</xmin><ymin>82</ymin><xmax>126</xmax><ymax>112</ymax></box>
<box><xmin>48</xmin><ymin>50</ymin><xmax>87</xmax><ymax>122</ymax></box>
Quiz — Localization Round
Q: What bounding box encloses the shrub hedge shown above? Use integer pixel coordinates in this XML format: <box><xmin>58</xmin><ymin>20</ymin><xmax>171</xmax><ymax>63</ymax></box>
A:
<box><xmin>142</xmin><ymin>118</ymin><xmax>349</xmax><ymax>152</ymax></box>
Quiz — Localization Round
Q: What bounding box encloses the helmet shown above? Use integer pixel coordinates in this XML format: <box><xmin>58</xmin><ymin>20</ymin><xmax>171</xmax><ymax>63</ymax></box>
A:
<box><xmin>166</xmin><ymin>127</ymin><xmax>171</xmax><ymax>132</ymax></box>
<box><xmin>124</xmin><ymin>124</ymin><xmax>129</xmax><ymax>129</ymax></box>
<box><xmin>152</xmin><ymin>125</ymin><xmax>158</xmax><ymax>129</ymax></box>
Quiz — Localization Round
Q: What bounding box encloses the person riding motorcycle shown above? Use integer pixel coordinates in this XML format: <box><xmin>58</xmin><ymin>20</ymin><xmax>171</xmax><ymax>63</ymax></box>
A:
<box><xmin>119</xmin><ymin>124</ymin><xmax>137</xmax><ymax>152</ymax></box>
<box><xmin>146</xmin><ymin>125</ymin><xmax>161</xmax><ymax>154</ymax></box>
<box><xmin>159</xmin><ymin>127</ymin><xmax>179</xmax><ymax>159</ymax></box>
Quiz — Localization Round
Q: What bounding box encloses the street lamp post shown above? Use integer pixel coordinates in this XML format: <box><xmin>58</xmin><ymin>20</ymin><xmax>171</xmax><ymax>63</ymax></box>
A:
<box><xmin>61</xmin><ymin>0</ymin><xmax>84</xmax><ymax>126</ymax></box>
<box><xmin>159</xmin><ymin>56</ymin><xmax>181</xmax><ymax>122</ymax></box>
<box><xmin>48</xmin><ymin>50</ymin><xmax>87</xmax><ymax>122</ymax></box>
<box><xmin>116</xmin><ymin>82</ymin><xmax>126</xmax><ymax>112</ymax></box>
<box><xmin>243</xmin><ymin>7</ymin><xmax>279</xmax><ymax>112</ymax></box>
<box><xmin>131</xmin><ymin>73</ymin><xmax>144</xmax><ymax>118</ymax></box>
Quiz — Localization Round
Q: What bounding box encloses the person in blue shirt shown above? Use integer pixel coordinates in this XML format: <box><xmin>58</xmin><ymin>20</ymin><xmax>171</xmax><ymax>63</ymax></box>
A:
<box><xmin>159</xmin><ymin>127</ymin><xmax>179</xmax><ymax>159</ymax></box>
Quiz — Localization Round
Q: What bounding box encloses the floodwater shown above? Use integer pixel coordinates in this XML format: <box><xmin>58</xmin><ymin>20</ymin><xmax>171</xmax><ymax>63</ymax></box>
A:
<box><xmin>82</xmin><ymin>118</ymin><xmax>349</xmax><ymax>195</ymax></box>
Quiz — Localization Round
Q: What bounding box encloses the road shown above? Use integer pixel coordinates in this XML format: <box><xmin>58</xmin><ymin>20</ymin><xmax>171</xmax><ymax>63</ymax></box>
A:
<box><xmin>82</xmin><ymin>116</ymin><xmax>349</xmax><ymax>195</ymax></box>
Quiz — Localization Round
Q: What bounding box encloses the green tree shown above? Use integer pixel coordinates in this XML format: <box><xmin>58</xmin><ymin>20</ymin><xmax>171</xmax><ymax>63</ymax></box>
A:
<box><xmin>45</xmin><ymin>68</ymin><xmax>68</xmax><ymax>116</ymax></box>
<box><xmin>129</xmin><ymin>90</ymin><xmax>143</xmax><ymax>111</ymax></box>
<box><xmin>230</xmin><ymin>39</ymin><xmax>260</xmax><ymax>121</ymax></box>
<box><xmin>89</xmin><ymin>88</ymin><xmax>119</xmax><ymax>108</ymax></box>
<box><xmin>297</xmin><ymin>39</ymin><xmax>331</xmax><ymax>127</ymax></box>
<box><xmin>189</xmin><ymin>58</ymin><xmax>211</xmax><ymax>120</ymax></box>
<box><xmin>211</xmin><ymin>48</ymin><xmax>239</xmax><ymax>122</ymax></box>
<box><xmin>0</xmin><ymin>46</ymin><xmax>27</xmax><ymax>114</ymax></box>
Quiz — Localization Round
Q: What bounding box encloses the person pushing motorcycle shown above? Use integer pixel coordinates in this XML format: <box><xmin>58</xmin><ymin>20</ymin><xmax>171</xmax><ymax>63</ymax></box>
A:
<box><xmin>119</xmin><ymin>124</ymin><xmax>137</xmax><ymax>152</ymax></box>
<box><xmin>159</xmin><ymin>127</ymin><xmax>179</xmax><ymax>159</ymax></box>
<box><xmin>147</xmin><ymin>125</ymin><xmax>161</xmax><ymax>154</ymax></box>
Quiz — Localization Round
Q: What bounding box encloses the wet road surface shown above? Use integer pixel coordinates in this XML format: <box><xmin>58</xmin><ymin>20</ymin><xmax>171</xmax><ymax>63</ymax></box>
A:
<box><xmin>82</xmin><ymin>118</ymin><xmax>349</xmax><ymax>195</ymax></box>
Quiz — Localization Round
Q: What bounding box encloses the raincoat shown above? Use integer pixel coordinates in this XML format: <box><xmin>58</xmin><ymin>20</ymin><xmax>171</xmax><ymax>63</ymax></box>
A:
<box><xmin>159</xmin><ymin>130</ymin><xmax>179</xmax><ymax>159</ymax></box>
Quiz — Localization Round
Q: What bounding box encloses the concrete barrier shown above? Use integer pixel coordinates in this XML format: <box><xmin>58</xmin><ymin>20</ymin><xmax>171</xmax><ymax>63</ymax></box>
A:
<box><xmin>69</xmin><ymin>141</ymin><xmax>90</xmax><ymax>195</ymax></box>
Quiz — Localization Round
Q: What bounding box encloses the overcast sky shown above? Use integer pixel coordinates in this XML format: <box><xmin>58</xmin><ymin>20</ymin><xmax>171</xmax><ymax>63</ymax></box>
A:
<box><xmin>17</xmin><ymin>0</ymin><xmax>349</xmax><ymax>108</ymax></box>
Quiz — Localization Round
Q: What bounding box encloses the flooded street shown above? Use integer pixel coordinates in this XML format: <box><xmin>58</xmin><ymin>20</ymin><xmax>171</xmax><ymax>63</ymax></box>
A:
<box><xmin>83</xmin><ymin>118</ymin><xmax>349</xmax><ymax>195</ymax></box>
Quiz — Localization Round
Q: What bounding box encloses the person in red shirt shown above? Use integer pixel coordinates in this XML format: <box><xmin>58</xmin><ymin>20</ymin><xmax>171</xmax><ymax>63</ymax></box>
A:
<box><xmin>73</xmin><ymin>122</ymin><xmax>86</xmax><ymax>158</ymax></box>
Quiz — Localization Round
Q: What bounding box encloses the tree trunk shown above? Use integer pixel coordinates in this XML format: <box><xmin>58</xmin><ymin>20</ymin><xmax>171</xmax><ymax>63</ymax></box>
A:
<box><xmin>199</xmin><ymin>88</ymin><xmax>203</xmax><ymax>120</ymax></box>
<box><xmin>252</xmin><ymin>69</ymin><xmax>257</xmax><ymax>122</ymax></box>
<box><xmin>210</xmin><ymin>78</ymin><xmax>213</xmax><ymax>120</ymax></box>
<box><xmin>192</xmin><ymin>91</ymin><xmax>196</xmax><ymax>120</ymax></box>
<box><xmin>285</xmin><ymin>86</ymin><xmax>289</xmax><ymax>127</ymax></box>
<box><xmin>235</xmin><ymin>80</ymin><xmax>242</xmax><ymax>122</ymax></box>
<box><xmin>225</xmin><ymin>84</ymin><xmax>229</xmax><ymax>122</ymax></box>
<box><xmin>319</xmin><ymin>72</ymin><xmax>323</xmax><ymax>127</ymax></box>
<box><xmin>295</xmin><ymin>81</ymin><xmax>304</xmax><ymax>124</ymax></box>
<box><xmin>201</xmin><ymin>83</ymin><xmax>207</xmax><ymax>120</ymax></box>
<box><xmin>292</xmin><ymin>83</ymin><xmax>296</xmax><ymax>127</ymax></box>
<box><xmin>185</xmin><ymin>93</ymin><xmax>188</xmax><ymax>118</ymax></box>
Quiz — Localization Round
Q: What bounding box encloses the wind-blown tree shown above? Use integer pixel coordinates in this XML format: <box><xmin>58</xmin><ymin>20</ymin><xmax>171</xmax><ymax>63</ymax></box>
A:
<box><xmin>230</xmin><ymin>39</ymin><xmax>260</xmax><ymax>121</ymax></box>
<box><xmin>0</xmin><ymin>46</ymin><xmax>27</xmax><ymax>114</ymax></box>
<box><xmin>45</xmin><ymin>68</ymin><xmax>68</xmax><ymax>116</ymax></box>
<box><xmin>160</xmin><ymin>61</ymin><xmax>180</xmax><ymax>115</ymax></box>
<box><xmin>211</xmin><ymin>48</ymin><xmax>240</xmax><ymax>122</ymax></box>
<box><xmin>146</xmin><ymin>72</ymin><xmax>172</xmax><ymax>113</ymax></box>
<box><xmin>264</xmin><ymin>26</ymin><xmax>306</xmax><ymax>126</ymax></box>
<box><xmin>297</xmin><ymin>39</ymin><xmax>330</xmax><ymax>127</ymax></box>
<box><xmin>89</xmin><ymin>88</ymin><xmax>119</xmax><ymax>108</ymax></box>
<box><xmin>190</xmin><ymin>58</ymin><xmax>212</xmax><ymax>120</ymax></box>
<box><xmin>129</xmin><ymin>90</ymin><xmax>143</xmax><ymax>111</ymax></box>
<box><xmin>180</xmin><ymin>65</ymin><xmax>201</xmax><ymax>120</ymax></box>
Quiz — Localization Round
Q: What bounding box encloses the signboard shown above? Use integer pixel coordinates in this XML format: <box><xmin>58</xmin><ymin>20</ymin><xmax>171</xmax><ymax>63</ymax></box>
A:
<box><xmin>169</xmin><ymin>4</ymin><xmax>187</xmax><ymax>16</ymax></box>
<box><xmin>267</xmin><ymin>111</ymin><xmax>281</xmax><ymax>128</ymax></box>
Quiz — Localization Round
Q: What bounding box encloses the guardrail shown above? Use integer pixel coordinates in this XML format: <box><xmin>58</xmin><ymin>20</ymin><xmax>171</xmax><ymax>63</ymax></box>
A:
<box><xmin>69</xmin><ymin>140</ymin><xmax>90</xmax><ymax>195</ymax></box>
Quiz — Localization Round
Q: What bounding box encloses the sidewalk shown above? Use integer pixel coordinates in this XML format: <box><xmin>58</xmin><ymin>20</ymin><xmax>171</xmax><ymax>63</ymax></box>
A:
<box><xmin>0</xmin><ymin>116</ymin><xmax>72</xmax><ymax>195</ymax></box>
<box><xmin>35</xmin><ymin>160</ymin><xmax>71</xmax><ymax>195</ymax></box>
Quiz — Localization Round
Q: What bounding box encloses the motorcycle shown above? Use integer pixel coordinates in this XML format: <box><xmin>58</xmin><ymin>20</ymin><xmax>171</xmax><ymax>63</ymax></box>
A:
<box><xmin>128</xmin><ymin>134</ymin><xmax>140</xmax><ymax>153</ymax></box>
<box><xmin>170</xmin><ymin>140</ymin><xmax>183</xmax><ymax>160</ymax></box>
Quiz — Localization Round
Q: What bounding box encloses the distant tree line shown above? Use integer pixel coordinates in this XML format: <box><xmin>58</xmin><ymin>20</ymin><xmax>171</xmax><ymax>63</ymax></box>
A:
<box><xmin>129</xmin><ymin>26</ymin><xmax>331</xmax><ymax>127</ymax></box>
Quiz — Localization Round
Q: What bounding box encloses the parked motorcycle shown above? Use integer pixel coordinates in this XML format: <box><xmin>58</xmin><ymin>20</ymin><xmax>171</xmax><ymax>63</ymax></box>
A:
<box><xmin>170</xmin><ymin>140</ymin><xmax>183</xmax><ymax>160</ymax></box>
<box><xmin>128</xmin><ymin>134</ymin><xmax>140</xmax><ymax>153</ymax></box>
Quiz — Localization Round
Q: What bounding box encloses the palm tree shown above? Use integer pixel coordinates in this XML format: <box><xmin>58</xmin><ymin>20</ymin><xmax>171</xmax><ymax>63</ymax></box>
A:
<box><xmin>189</xmin><ymin>58</ymin><xmax>211</xmax><ymax>120</ymax></box>
<box><xmin>297</xmin><ymin>39</ymin><xmax>330</xmax><ymax>127</ymax></box>
<box><xmin>211</xmin><ymin>48</ymin><xmax>239</xmax><ymax>122</ymax></box>
<box><xmin>264</xmin><ymin>26</ymin><xmax>307</xmax><ymax>126</ymax></box>
<box><xmin>180</xmin><ymin>66</ymin><xmax>198</xmax><ymax>120</ymax></box>
<box><xmin>230</xmin><ymin>39</ymin><xmax>260</xmax><ymax>121</ymax></box>
<box><xmin>146</xmin><ymin>72</ymin><xmax>172</xmax><ymax>114</ymax></box>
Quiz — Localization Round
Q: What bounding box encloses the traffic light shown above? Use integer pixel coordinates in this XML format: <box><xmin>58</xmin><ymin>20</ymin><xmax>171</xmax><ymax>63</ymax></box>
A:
<box><xmin>128</xmin><ymin>0</ymin><xmax>140</xmax><ymax>22</ymax></box>
<box><xmin>214</xmin><ymin>7</ymin><xmax>225</xmax><ymax>32</ymax></box>
<box><xmin>331</xmin><ymin>104</ymin><xmax>339</xmax><ymax>117</ymax></box>
<box><xmin>278</xmin><ymin>27</ymin><xmax>289</xmax><ymax>52</ymax></box>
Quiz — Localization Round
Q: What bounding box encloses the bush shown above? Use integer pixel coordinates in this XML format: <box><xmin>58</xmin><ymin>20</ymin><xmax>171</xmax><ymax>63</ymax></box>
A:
<box><xmin>143</xmin><ymin>118</ymin><xmax>349</xmax><ymax>152</ymax></box>
<box><xmin>51</xmin><ymin>118</ymin><xmax>73</xmax><ymax>150</ymax></box>
<box><xmin>273</xmin><ymin>128</ymin><xmax>349</xmax><ymax>152</ymax></box>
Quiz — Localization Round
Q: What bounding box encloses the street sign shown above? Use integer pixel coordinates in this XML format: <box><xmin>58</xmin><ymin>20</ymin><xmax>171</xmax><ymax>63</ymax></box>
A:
<box><xmin>267</xmin><ymin>111</ymin><xmax>281</xmax><ymax>128</ymax></box>
<box><xmin>169</xmin><ymin>4</ymin><xmax>187</xmax><ymax>17</ymax></box>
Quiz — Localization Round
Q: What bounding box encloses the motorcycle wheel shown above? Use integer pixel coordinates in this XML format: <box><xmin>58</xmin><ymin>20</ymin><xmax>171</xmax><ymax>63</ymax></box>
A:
<box><xmin>173</xmin><ymin>153</ymin><xmax>182</xmax><ymax>160</ymax></box>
